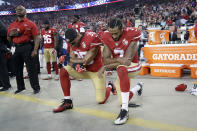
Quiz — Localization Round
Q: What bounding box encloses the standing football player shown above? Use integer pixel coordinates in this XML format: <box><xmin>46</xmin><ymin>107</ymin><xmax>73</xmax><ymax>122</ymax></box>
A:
<box><xmin>99</xmin><ymin>18</ymin><xmax>143</xmax><ymax>125</ymax></box>
<box><xmin>41</xmin><ymin>20</ymin><xmax>59</xmax><ymax>80</ymax></box>
<box><xmin>67</xmin><ymin>15</ymin><xmax>86</xmax><ymax>33</ymax></box>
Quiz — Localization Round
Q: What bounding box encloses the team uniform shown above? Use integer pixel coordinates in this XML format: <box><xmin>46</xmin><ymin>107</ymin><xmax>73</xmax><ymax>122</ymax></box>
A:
<box><xmin>41</xmin><ymin>28</ymin><xmax>59</xmax><ymax>79</ymax></box>
<box><xmin>60</xmin><ymin>31</ymin><xmax>105</xmax><ymax>104</ymax></box>
<box><xmin>101</xmin><ymin>27</ymin><xmax>141</xmax><ymax>104</ymax></box>
<box><xmin>67</xmin><ymin>22</ymin><xmax>86</xmax><ymax>33</ymax></box>
<box><xmin>101</xmin><ymin>26</ymin><xmax>142</xmax><ymax>124</ymax></box>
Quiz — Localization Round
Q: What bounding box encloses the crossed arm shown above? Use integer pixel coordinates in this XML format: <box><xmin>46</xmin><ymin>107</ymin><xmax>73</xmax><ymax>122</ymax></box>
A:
<box><xmin>98</xmin><ymin>41</ymin><xmax>138</xmax><ymax>78</ymax></box>
<box><xmin>68</xmin><ymin>46</ymin><xmax>99</xmax><ymax>67</ymax></box>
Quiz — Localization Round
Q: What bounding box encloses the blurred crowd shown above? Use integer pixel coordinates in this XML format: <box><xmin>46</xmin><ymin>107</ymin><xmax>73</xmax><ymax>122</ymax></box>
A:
<box><xmin>0</xmin><ymin>0</ymin><xmax>95</xmax><ymax>11</ymax></box>
<box><xmin>0</xmin><ymin>0</ymin><xmax>196</xmax><ymax>34</ymax></box>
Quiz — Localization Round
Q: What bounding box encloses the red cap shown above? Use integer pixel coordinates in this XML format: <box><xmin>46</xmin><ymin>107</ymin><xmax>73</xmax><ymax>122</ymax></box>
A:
<box><xmin>175</xmin><ymin>84</ymin><xmax>187</xmax><ymax>91</ymax></box>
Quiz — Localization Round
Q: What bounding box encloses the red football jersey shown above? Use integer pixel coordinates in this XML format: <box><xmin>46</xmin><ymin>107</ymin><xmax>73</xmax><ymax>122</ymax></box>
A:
<box><xmin>98</xmin><ymin>29</ymin><xmax>105</xmax><ymax>38</ymax></box>
<box><xmin>68</xmin><ymin>31</ymin><xmax>103</xmax><ymax>72</ymax></box>
<box><xmin>41</xmin><ymin>28</ymin><xmax>57</xmax><ymax>48</ymax></box>
<box><xmin>67</xmin><ymin>22</ymin><xmax>86</xmax><ymax>33</ymax></box>
<box><xmin>101</xmin><ymin>27</ymin><xmax>141</xmax><ymax>63</ymax></box>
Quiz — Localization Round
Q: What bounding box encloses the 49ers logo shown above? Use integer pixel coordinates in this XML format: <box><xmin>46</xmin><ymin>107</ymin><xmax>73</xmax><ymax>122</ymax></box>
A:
<box><xmin>82</xmin><ymin>42</ymin><xmax>86</xmax><ymax>48</ymax></box>
<box><xmin>122</xmin><ymin>39</ymin><xmax>128</xmax><ymax>45</ymax></box>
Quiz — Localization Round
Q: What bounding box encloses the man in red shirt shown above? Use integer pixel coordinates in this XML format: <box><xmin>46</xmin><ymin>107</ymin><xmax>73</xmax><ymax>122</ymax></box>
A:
<box><xmin>99</xmin><ymin>18</ymin><xmax>143</xmax><ymax>125</ymax></box>
<box><xmin>53</xmin><ymin>28</ymin><xmax>108</xmax><ymax>113</ymax></box>
<box><xmin>67</xmin><ymin>15</ymin><xmax>86</xmax><ymax>33</ymax></box>
<box><xmin>7</xmin><ymin>5</ymin><xmax>40</xmax><ymax>94</ymax></box>
<box><xmin>41</xmin><ymin>20</ymin><xmax>59</xmax><ymax>80</ymax></box>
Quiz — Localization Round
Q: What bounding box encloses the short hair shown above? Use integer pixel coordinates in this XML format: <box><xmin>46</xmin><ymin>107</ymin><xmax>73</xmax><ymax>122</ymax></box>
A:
<box><xmin>108</xmin><ymin>18</ymin><xmax>123</xmax><ymax>30</ymax></box>
<box><xmin>65</xmin><ymin>28</ymin><xmax>77</xmax><ymax>43</ymax></box>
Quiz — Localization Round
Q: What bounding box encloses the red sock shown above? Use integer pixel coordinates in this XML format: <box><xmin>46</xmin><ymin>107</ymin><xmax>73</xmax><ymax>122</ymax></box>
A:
<box><xmin>99</xmin><ymin>87</ymin><xmax>111</xmax><ymax>104</ymax></box>
<box><xmin>46</xmin><ymin>62</ymin><xmax>51</xmax><ymax>74</ymax></box>
<box><xmin>53</xmin><ymin>62</ymin><xmax>58</xmax><ymax>75</ymax></box>
<box><xmin>129</xmin><ymin>91</ymin><xmax>134</xmax><ymax>101</ymax></box>
<box><xmin>60</xmin><ymin>68</ymin><xmax>71</xmax><ymax>96</ymax></box>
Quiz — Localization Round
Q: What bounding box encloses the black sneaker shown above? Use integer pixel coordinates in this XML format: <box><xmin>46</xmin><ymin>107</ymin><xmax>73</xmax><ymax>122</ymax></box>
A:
<box><xmin>15</xmin><ymin>88</ymin><xmax>26</xmax><ymax>94</ymax></box>
<box><xmin>33</xmin><ymin>89</ymin><xmax>40</xmax><ymax>94</ymax></box>
<box><xmin>53</xmin><ymin>99</ymin><xmax>73</xmax><ymax>113</ymax></box>
<box><xmin>114</xmin><ymin>109</ymin><xmax>129</xmax><ymax>125</ymax></box>
<box><xmin>0</xmin><ymin>87</ymin><xmax>11</xmax><ymax>92</ymax></box>
<box><xmin>137</xmin><ymin>82</ymin><xmax>143</xmax><ymax>96</ymax></box>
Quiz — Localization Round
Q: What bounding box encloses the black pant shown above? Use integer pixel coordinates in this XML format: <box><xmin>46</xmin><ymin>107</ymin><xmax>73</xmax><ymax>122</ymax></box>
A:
<box><xmin>13</xmin><ymin>43</ymin><xmax>40</xmax><ymax>91</ymax></box>
<box><xmin>35</xmin><ymin>53</ymin><xmax>40</xmax><ymax>74</ymax></box>
<box><xmin>0</xmin><ymin>51</ymin><xmax>11</xmax><ymax>88</ymax></box>
<box><xmin>7</xmin><ymin>55</ymin><xmax>16</xmax><ymax>77</ymax></box>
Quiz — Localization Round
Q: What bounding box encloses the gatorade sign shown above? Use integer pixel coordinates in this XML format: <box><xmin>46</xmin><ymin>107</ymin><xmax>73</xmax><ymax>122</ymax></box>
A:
<box><xmin>142</xmin><ymin>44</ymin><xmax>197</xmax><ymax>68</ymax></box>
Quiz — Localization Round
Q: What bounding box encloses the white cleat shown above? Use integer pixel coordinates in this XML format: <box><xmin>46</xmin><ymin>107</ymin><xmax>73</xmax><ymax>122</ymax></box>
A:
<box><xmin>114</xmin><ymin>109</ymin><xmax>129</xmax><ymax>125</ymax></box>
<box><xmin>190</xmin><ymin>88</ymin><xmax>197</xmax><ymax>96</ymax></box>
<box><xmin>137</xmin><ymin>82</ymin><xmax>144</xmax><ymax>96</ymax></box>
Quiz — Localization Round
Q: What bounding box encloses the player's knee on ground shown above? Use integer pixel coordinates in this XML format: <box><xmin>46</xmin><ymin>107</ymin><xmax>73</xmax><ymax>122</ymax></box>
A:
<box><xmin>95</xmin><ymin>89</ymin><xmax>105</xmax><ymax>103</ymax></box>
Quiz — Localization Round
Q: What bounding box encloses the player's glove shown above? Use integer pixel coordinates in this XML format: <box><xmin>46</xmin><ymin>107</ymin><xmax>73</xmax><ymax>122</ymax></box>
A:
<box><xmin>59</xmin><ymin>55</ymin><xmax>70</xmax><ymax>64</ymax></box>
<box><xmin>72</xmin><ymin>63</ymin><xmax>86</xmax><ymax>73</ymax></box>
<box><xmin>59</xmin><ymin>55</ymin><xmax>66</xmax><ymax>64</ymax></box>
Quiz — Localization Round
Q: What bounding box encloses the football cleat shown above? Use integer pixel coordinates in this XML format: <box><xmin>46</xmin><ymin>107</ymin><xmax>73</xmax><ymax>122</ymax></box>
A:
<box><xmin>137</xmin><ymin>82</ymin><xmax>144</xmax><ymax>96</ymax></box>
<box><xmin>190</xmin><ymin>85</ymin><xmax>197</xmax><ymax>96</ymax></box>
<box><xmin>53</xmin><ymin>99</ymin><xmax>73</xmax><ymax>113</ymax></box>
<box><xmin>114</xmin><ymin>109</ymin><xmax>129</xmax><ymax>125</ymax></box>
<box><xmin>108</xmin><ymin>81</ymin><xmax>117</xmax><ymax>95</ymax></box>
<box><xmin>42</xmin><ymin>75</ymin><xmax>52</xmax><ymax>80</ymax></box>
